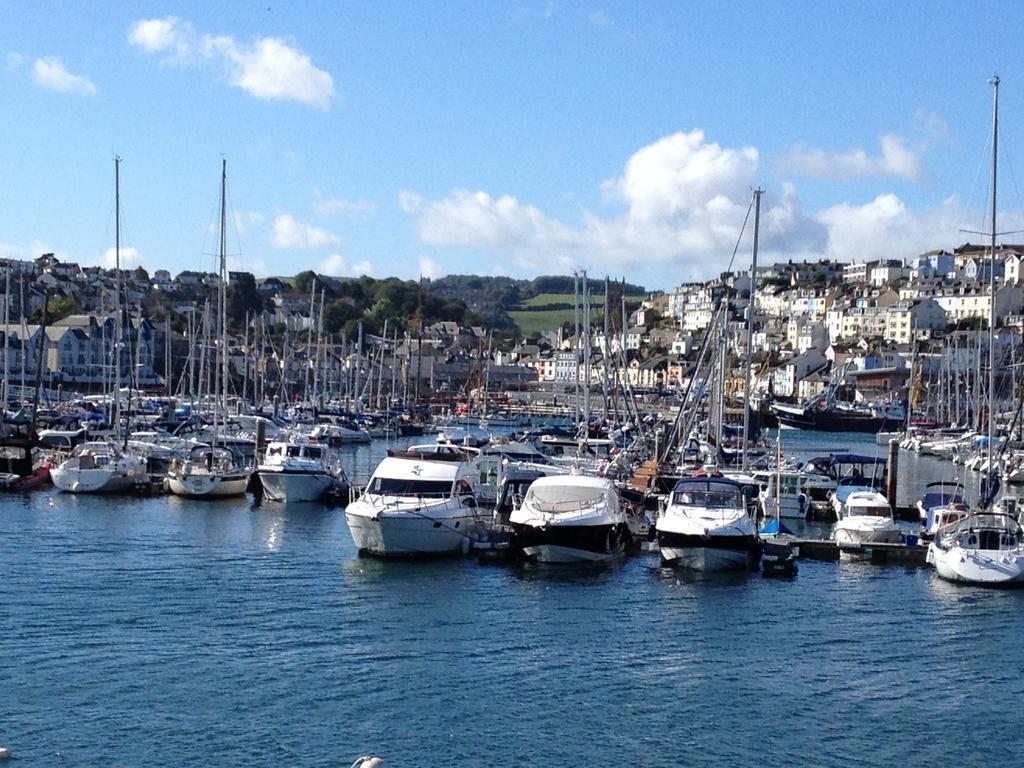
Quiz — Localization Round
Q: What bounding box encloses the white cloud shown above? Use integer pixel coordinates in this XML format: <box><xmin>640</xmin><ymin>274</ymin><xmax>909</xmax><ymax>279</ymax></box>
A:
<box><xmin>271</xmin><ymin>213</ymin><xmax>340</xmax><ymax>249</ymax></box>
<box><xmin>232</xmin><ymin>210</ymin><xmax>265</xmax><ymax>234</ymax></box>
<box><xmin>914</xmin><ymin>109</ymin><xmax>951</xmax><ymax>148</ymax></box>
<box><xmin>398</xmin><ymin>190</ymin><xmax>423</xmax><ymax>214</ymax></box>
<box><xmin>102</xmin><ymin>246</ymin><xmax>142</xmax><ymax>269</ymax></box>
<box><xmin>603</xmin><ymin>129</ymin><xmax>759</xmax><ymax>220</ymax></box>
<box><xmin>0</xmin><ymin>240</ymin><xmax>61</xmax><ymax>262</ymax></box>
<box><xmin>313</xmin><ymin>189</ymin><xmax>376</xmax><ymax>217</ymax></box>
<box><xmin>401</xmin><ymin>128</ymin><xmax>1024</xmax><ymax>281</ymax></box>
<box><xmin>129</xmin><ymin>17</ymin><xmax>334</xmax><ymax>109</ymax></box>
<box><xmin>813</xmin><ymin>193</ymin><xmax>1005</xmax><ymax>264</ymax></box>
<box><xmin>418</xmin><ymin>256</ymin><xmax>442</xmax><ymax>280</ymax></box>
<box><xmin>507</xmin><ymin>2</ymin><xmax>555</xmax><ymax>25</ymax></box>
<box><xmin>407</xmin><ymin>130</ymin><xmax>815</xmax><ymax>277</ymax></box>
<box><xmin>203</xmin><ymin>35</ymin><xmax>335</xmax><ymax>110</ymax></box>
<box><xmin>127</xmin><ymin>16</ymin><xmax>193</xmax><ymax>58</ymax></box>
<box><xmin>32</xmin><ymin>56</ymin><xmax>96</xmax><ymax>95</ymax></box>
<box><xmin>779</xmin><ymin>133</ymin><xmax>921</xmax><ymax>181</ymax></box>
<box><xmin>319</xmin><ymin>253</ymin><xmax>373</xmax><ymax>277</ymax></box>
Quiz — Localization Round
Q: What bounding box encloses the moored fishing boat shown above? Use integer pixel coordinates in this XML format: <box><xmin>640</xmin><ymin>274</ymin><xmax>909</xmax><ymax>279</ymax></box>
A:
<box><xmin>771</xmin><ymin>383</ymin><xmax>906</xmax><ymax>433</ymax></box>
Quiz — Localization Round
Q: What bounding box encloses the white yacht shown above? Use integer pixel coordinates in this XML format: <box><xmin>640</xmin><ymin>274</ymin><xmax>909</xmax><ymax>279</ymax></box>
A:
<box><xmin>344</xmin><ymin>443</ymin><xmax>484</xmax><ymax>556</ymax></box>
<box><xmin>509</xmin><ymin>474</ymin><xmax>627</xmax><ymax>563</ymax></box>
<box><xmin>50</xmin><ymin>441</ymin><xmax>147</xmax><ymax>494</ymax></box>
<box><xmin>257</xmin><ymin>439</ymin><xmax>349</xmax><ymax>503</ymax></box>
<box><xmin>832</xmin><ymin>490</ymin><xmax>902</xmax><ymax>554</ymax></box>
<box><xmin>165</xmin><ymin>444</ymin><xmax>251</xmax><ymax>498</ymax></box>
<box><xmin>656</xmin><ymin>475</ymin><xmax>760</xmax><ymax>571</ymax></box>
<box><xmin>927</xmin><ymin>509</ymin><xmax>1024</xmax><ymax>586</ymax></box>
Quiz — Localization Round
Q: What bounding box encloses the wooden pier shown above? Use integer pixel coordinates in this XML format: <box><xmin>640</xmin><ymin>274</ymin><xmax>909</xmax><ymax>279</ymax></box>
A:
<box><xmin>787</xmin><ymin>538</ymin><xmax>929</xmax><ymax>566</ymax></box>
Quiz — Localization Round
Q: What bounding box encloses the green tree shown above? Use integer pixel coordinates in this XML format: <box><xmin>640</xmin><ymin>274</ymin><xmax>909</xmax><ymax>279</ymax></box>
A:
<box><xmin>227</xmin><ymin>272</ymin><xmax>263</xmax><ymax>328</ymax></box>
<box><xmin>294</xmin><ymin>270</ymin><xmax>318</xmax><ymax>294</ymax></box>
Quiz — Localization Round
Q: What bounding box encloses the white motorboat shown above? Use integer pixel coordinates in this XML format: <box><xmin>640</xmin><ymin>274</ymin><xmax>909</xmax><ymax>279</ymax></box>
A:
<box><xmin>344</xmin><ymin>443</ymin><xmax>484</xmax><ymax>556</ymax></box>
<box><xmin>656</xmin><ymin>475</ymin><xmax>760</xmax><ymax>571</ymax></box>
<box><xmin>50</xmin><ymin>441</ymin><xmax>147</xmax><ymax>494</ymax></box>
<box><xmin>509</xmin><ymin>474</ymin><xmax>628</xmax><ymax>563</ymax></box>
<box><xmin>165</xmin><ymin>445</ymin><xmax>251</xmax><ymax>498</ymax></box>
<box><xmin>257</xmin><ymin>439</ymin><xmax>349</xmax><ymax>503</ymax></box>
<box><xmin>927</xmin><ymin>510</ymin><xmax>1024</xmax><ymax>586</ymax></box>
<box><xmin>832</xmin><ymin>490</ymin><xmax>902</xmax><ymax>553</ymax></box>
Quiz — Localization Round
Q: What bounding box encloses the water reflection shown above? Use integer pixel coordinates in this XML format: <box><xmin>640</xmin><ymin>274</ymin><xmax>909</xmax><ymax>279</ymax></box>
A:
<box><xmin>512</xmin><ymin>558</ymin><xmax>627</xmax><ymax>585</ymax></box>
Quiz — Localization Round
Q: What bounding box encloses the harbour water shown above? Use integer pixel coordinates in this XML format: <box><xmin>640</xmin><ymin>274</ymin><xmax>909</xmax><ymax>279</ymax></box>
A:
<box><xmin>2</xmin><ymin>431</ymin><xmax>1021</xmax><ymax>766</ymax></box>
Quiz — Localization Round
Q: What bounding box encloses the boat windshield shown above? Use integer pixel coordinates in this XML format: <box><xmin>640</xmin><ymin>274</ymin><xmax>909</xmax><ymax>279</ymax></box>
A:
<box><xmin>672</xmin><ymin>488</ymin><xmax>744</xmax><ymax>509</ymax></box>
<box><xmin>368</xmin><ymin>477</ymin><xmax>453</xmax><ymax>497</ymax></box>
<box><xmin>526</xmin><ymin>486</ymin><xmax>606</xmax><ymax>512</ymax></box>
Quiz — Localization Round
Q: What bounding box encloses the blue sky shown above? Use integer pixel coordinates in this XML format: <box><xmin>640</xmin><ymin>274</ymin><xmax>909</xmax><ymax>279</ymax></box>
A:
<box><xmin>3</xmin><ymin>1</ymin><xmax>1024</xmax><ymax>289</ymax></box>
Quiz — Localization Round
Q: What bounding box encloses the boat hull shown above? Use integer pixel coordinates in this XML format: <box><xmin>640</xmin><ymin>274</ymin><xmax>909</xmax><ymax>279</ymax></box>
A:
<box><xmin>512</xmin><ymin>522</ymin><xmax>625</xmax><ymax>563</ymax></box>
<box><xmin>657</xmin><ymin>531</ymin><xmax>759</xmax><ymax>571</ymax></box>
<box><xmin>345</xmin><ymin>504</ymin><xmax>477</xmax><ymax>556</ymax></box>
<box><xmin>772</xmin><ymin>405</ymin><xmax>902</xmax><ymax>433</ymax></box>
<box><xmin>257</xmin><ymin>469</ymin><xmax>332</xmax><ymax>502</ymax></box>
<box><xmin>927</xmin><ymin>543</ymin><xmax>1024</xmax><ymax>586</ymax></box>
<box><xmin>51</xmin><ymin>466</ymin><xmax>141</xmax><ymax>494</ymax></box>
<box><xmin>166</xmin><ymin>471</ymin><xmax>250</xmax><ymax>498</ymax></box>
<box><xmin>0</xmin><ymin>465</ymin><xmax>52</xmax><ymax>492</ymax></box>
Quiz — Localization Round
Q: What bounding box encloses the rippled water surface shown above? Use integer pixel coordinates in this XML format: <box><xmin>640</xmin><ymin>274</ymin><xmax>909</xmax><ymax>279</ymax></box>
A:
<box><xmin>2</xmin><ymin>432</ymin><xmax>1022</xmax><ymax>767</ymax></box>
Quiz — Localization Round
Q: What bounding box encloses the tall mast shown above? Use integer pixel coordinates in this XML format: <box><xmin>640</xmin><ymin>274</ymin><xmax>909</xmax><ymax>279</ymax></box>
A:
<box><xmin>742</xmin><ymin>188</ymin><xmax>763</xmax><ymax>471</ymax></box>
<box><xmin>219</xmin><ymin>158</ymin><xmax>229</xmax><ymax>426</ymax></box>
<box><xmin>986</xmin><ymin>75</ymin><xmax>999</xmax><ymax>499</ymax></box>
<box><xmin>113</xmin><ymin>156</ymin><xmax>122</xmax><ymax>435</ymax></box>
<box><xmin>602</xmin><ymin>276</ymin><xmax>610</xmax><ymax>421</ymax></box>
<box><xmin>583</xmin><ymin>270</ymin><xmax>591</xmax><ymax>431</ymax></box>
<box><xmin>3</xmin><ymin>267</ymin><xmax>9</xmax><ymax>411</ymax></box>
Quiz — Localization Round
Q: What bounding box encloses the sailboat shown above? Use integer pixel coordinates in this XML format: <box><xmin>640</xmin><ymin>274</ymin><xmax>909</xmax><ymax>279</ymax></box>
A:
<box><xmin>166</xmin><ymin>160</ymin><xmax>252</xmax><ymax>498</ymax></box>
<box><xmin>927</xmin><ymin>76</ymin><xmax>1024</xmax><ymax>586</ymax></box>
<box><xmin>51</xmin><ymin>157</ymin><xmax>147</xmax><ymax>494</ymax></box>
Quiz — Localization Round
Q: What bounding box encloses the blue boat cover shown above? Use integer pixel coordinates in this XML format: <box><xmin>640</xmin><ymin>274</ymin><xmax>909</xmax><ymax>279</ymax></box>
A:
<box><xmin>760</xmin><ymin>518</ymin><xmax>794</xmax><ymax>536</ymax></box>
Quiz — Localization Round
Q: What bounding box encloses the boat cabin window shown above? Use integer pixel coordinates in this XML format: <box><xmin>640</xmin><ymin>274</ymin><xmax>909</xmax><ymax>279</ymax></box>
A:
<box><xmin>284</xmin><ymin>445</ymin><xmax>321</xmax><ymax>459</ymax></box>
<box><xmin>778</xmin><ymin>476</ymin><xmax>800</xmax><ymax>495</ymax></box>
<box><xmin>976</xmin><ymin>530</ymin><xmax>1013</xmax><ymax>550</ymax></box>
<box><xmin>268</xmin><ymin>446</ymin><xmax>283</xmax><ymax>457</ymax></box>
<box><xmin>848</xmin><ymin>504</ymin><xmax>889</xmax><ymax>517</ymax></box>
<box><xmin>368</xmin><ymin>477</ymin><xmax>453</xmax><ymax>497</ymax></box>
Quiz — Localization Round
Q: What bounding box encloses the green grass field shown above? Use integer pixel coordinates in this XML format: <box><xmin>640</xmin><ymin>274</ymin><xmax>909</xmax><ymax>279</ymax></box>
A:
<box><xmin>511</xmin><ymin>291</ymin><xmax>645</xmax><ymax>334</ymax></box>
<box><xmin>520</xmin><ymin>292</ymin><xmax>603</xmax><ymax>308</ymax></box>
<box><xmin>507</xmin><ymin>309</ymin><xmax>577</xmax><ymax>335</ymax></box>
